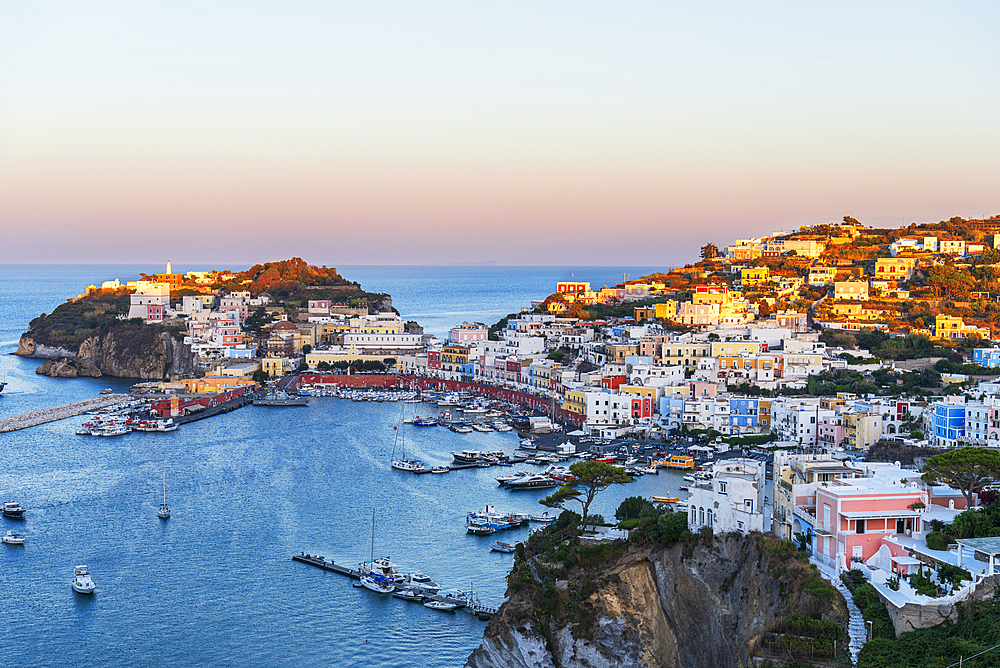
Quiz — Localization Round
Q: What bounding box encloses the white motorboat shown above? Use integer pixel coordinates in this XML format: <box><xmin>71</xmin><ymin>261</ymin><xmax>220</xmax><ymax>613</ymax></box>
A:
<box><xmin>423</xmin><ymin>600</ymin><xmax>458</xmax><ymax>612</ymax></box>
<box><xmin>71</xmin><ymin>565</ymin><xmax>96</xmax><ymax>594</ymax></box>
<box><xmin>529</xmin><ymin>513</ymin><xmax>556</xmax><ymax>523</ymax></box>
<box><xmin>2</xmin><ymin>530</ymin><xmax>25</xmax><ymax>545</ymax></box>
<box><xmin>472</xmin><ymin>423</ymin><xmax>493</xmax><ymax>432</ymax></box>
<box><xmin>400</xmin><ymin>572</ymin><xmax>441</xmax><ymax>594</ymax></box>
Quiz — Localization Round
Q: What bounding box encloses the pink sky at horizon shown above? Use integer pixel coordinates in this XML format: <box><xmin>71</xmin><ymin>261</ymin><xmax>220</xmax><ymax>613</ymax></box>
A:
<box><xmin>1</xmin><ymin>2</ymin><xmax>997</xmax><ymax>265</ymax></box>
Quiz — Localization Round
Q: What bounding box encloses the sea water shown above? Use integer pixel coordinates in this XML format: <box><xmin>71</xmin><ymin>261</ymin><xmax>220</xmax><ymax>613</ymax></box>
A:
<box><xmin>0</xmin><ymin>264</ymin><xmax>683</xmax><ymax>667</ymax></box>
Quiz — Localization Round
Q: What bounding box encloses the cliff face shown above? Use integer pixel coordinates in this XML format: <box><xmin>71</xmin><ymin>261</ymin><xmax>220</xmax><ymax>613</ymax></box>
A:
<box><xmin>468</xmin><ymin>534</ymin><xmax>847</xmax><ymax>668</ymax></box>
<box><xmin>20</xmin><ymin>326</ymin><xmax>194</xmax><ymax>380</ymax></box>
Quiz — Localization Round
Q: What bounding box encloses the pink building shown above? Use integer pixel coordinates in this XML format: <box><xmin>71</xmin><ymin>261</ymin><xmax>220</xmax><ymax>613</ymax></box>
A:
<box><xmin>145</xmin><ymin>304</ymin><xmax>163</xmax><ymax>323</ymax></box>
<box><xmin>813</xmin><ymin>482</ymin><xmax>928</xmax><ymax>572</ymax></box>
<box><xmin>818</xmin><ymin>416</ymin><xmax>843</xmax><ymax>450</ymax></box>
<box><xmin>450</xmin><ymin>323</ymin><xmax>488</xmax><ymax>344</ymax></box>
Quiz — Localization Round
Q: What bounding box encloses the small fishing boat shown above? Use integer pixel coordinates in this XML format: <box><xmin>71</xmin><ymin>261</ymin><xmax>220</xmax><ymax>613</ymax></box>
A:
<box><xmin>466</xmin><ymin>523</ymin><xmax>497</xmax><ymax>536</ymax></box>
<box><xmin>423</xmin><ymin>600</ymin><xmax>458</xmax><ymax>612</ymax></box>
<box><xmin>431</xmin><ymin>466</ymin><xmax>449</xmax><ymax>474</ymax></box>
<box><xmin>71</xmin><ymin>565</ymin><xmax>96</xmax><ymax>594</ymax></box>
<box><xmin>651</xmin><ymin>496</ymin><xmax>680</xmax><ymax>503</ymax></box>
<box><xmin>529</xmin><ymin>513</ymin><xmax>556</xmax><ymax>523</ymax></box>
<box><xmin>413</xmin><ymin>417</ymin><xmax>438</xmax><ymax>427</ymax></box>
<box><xmin>2</xmin><ymin>530</ymin><xmax>25</xmax><ymax>545</ymax></box>
<box><xmin>2</xmin><ymin>502</ymin><xmax>25</xmax><ymax>519</ymax></box>
<box><xmin>392</xmin><ymin>588</ymin><xmax>425</xmax><ymax>602</ymax></box>
<box><xmin>490</xmin><ymin>541</ymin><xmax>516</xmax><ymax>553</ymax></box>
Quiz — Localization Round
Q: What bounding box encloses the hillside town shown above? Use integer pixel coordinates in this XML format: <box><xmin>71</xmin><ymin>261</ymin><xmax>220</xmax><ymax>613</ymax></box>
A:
<box><xmin>79</xmin><ymin>218</ymin><xmax>1000</xmax><ymax>458</ymax></box>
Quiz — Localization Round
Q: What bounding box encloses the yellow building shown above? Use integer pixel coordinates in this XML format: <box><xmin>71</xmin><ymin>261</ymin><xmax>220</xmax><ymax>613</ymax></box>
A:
<box><xmin>159</xmin><ymin>376</ymin><xmax>256</xmax><ymax>394</ymax></box>
<box><xmin>661</xmin><ymin>342</ymin><xmax>711</xmax><ymax>367</ymax></box>
<box><xmin>306</xmin><ymin>349</ymin><xmax>401</xmax><ymax>368</ymax></box>
<box><xmin>935</xmin><ymin>314</ymin><xmax>989</xmax><ymax>340</ymax></box>
<box><xmin>563</xmin><ymin>389</ymin><xmax>587</xmax><ymax>415</ymax></box>
<box><xmin>834</xmin><ymin>280</ymin><xmax>869</xmax><ymax>301</ymax></box>
<box><xmin>634</xmin><ymin>301</ymin><xmax>678</xmax><ymax>322</ymax></box>
<box><xmin>619</xmin><ymin>385</ymin><xmax>661</xmax><ymax>401</ymax></box>
<box><xmin>262</xmin><ymin>357</ymin><xmax>296</xmax><ymax>377</ymax></box>
<box><xmin>758</xmin><ymin>399</ymin><xmax>772</xmax><ymax>428</ymax></box>
<box><xmin>740</xmin><ymin>266</ymin><xmax>770</xmax><ymax>286</ymax></box>
<box><xmin>874</xmin><ymin>257</ymin><xmax>917</xmax><ymax>282</ymax></box>
<box><xmin>709</xmin><ymin>341</ymin><xmax>762</xmax><ymax>357</ymax></box>
<box><xmin>441</xmin><ymin>344</ymin><xmax>470</xmax><ymax>366</ymax></box>
<box><xmin>606</xmin><ymin>343</ymin><xmax>638</xmax><ymax>362</ymax></box>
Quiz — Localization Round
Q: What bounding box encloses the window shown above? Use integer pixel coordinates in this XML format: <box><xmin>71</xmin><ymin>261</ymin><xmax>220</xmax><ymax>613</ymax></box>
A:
<box><xmin>719</xmin><ymin>482</ymin><xmax>727</xmax><ymax>494</ymax></box>
<box><xmin>699</xmin><ymin>507</ymin><xmax>705</xmax><ymax>524</ymax></box>
<box><xmin>856</xmin><ymin>519</ymin><xmax>865</xmax><ymax>534</ymax></box>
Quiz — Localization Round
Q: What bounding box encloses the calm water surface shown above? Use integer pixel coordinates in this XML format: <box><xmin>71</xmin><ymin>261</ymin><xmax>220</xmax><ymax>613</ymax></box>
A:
<box><xmin>0</xmin><ymin>264</ymin><xmax>679</xmax><ymax>667</ymax></box>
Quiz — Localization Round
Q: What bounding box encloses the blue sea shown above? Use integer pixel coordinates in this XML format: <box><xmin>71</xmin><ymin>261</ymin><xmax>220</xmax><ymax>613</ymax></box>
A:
<box><xmin>0</xmin><ymin>264</ymin><xmax>683</xmax><ymax>667</ymax></box>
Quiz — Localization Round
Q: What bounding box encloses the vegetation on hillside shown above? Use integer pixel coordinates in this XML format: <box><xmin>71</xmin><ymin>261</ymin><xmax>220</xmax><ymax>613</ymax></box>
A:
<box><xmin>23</xmin><ymin>289</ymin><xmax>180</xmax><ymax>351</ymax></box>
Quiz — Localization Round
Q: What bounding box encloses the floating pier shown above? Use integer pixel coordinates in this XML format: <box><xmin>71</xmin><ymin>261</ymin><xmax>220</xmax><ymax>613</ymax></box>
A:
<box><xmin>292</xmin><ymin>553</ymin><xmax>497</xmax><ymax>618</ymax></box>
<box><xmin>0</xmin><ymin>394</ymin><xmax>131</xmax><ymax>433</ymax></box>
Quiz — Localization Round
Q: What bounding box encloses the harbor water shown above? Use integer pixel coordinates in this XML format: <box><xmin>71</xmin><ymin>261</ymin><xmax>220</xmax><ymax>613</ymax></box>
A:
<box><xmin>0</xmin><ymin>264</ymin><xmax>681</xmax><ymax>667</ymax></box>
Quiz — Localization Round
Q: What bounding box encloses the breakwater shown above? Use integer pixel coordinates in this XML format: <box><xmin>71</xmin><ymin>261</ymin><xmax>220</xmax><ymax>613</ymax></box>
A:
<box><xmin>295</xmin><ymin>374</ymin><xmax>585</xmax><ymax>427</ymax></box>
<box><xmin>0</xmin><ymin>394</ymin><xmax>131</xmax><ymax>433</ymax></box>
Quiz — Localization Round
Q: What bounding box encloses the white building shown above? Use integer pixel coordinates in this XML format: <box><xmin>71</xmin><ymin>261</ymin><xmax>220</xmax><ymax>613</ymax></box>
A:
<box><xmin>126</xmin><ymin>281</ymin><xmax>170</xmax><ymax>322</ymax></box>
<box><xmin>688</xmin><ymin>458</ymin><xmax>769</xmax><ymax>535</ymax></box>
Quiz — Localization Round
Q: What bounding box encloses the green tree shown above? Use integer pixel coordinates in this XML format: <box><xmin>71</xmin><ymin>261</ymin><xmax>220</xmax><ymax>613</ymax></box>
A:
<box><xmin>252</xmin><ymin>370</ymin><xmax>269</xmax><ymax>383</ymax></box>
<box><xmin>302</xmin><ymin>344</ymin><xmax>313</xmax><ymax>355</ymax></box>
<box><xmin>922</xmin><ymin>447</ymin><xmax>1000</xmax><ymax>508</ymax></box>
<box><xmin>615</xmin><ymin>496</ymin><xmax>654</xmax><ymax>522</ymax></box>
<box><xmin>540</xmin><ymin>461</ymin><xmax>631</xmax><ymax>523</ymax></box>
<box><xmin>700</xmin><ymin>243</ymin><xmax>719</xmax><ymax>260</ymax></box>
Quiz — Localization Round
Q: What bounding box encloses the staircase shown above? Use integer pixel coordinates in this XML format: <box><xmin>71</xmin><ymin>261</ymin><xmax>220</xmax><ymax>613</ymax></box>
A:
<box><xmin>831</xmin><ymin>574</ymin><xmax>868</xmax><ymax>664</ymax></box>
<box><xmin>812</xmin><ymin>559</ymin><xmax>867</xmax><ymax>664</ymax></box>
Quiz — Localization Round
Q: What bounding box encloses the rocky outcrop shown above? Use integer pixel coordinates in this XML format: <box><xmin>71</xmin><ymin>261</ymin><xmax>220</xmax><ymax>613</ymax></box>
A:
<box><xmin>36</xmin><ymin>357</ymin><xmax>102</xmax><ymax>378</ymax></box>
<box><xmin>20</xmin><ymin>326</ymin><xmax>194</xmax><ymax>380</ymax></box>
<box><xmin>16</xmin><ymin>336</ymin><xmax>76</xmax><ymax>360</ymax></box>
<box><xmin>467</xmin><ymin>534</ymin><xmax>848</xmax><ymax>668</ymax></box>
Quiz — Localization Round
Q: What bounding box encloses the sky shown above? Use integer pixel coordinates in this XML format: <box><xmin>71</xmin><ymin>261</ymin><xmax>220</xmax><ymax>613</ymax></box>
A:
<box><xmin>0</xmin><ymin>1</ymin><xmax>997</xmax><ymax>266</ymax></box>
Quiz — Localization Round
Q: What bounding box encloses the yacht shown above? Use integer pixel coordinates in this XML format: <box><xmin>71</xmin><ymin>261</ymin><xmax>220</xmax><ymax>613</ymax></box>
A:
<box><xmin>392</xmin><ymin>588</ymin><xmax>425</xmax><ymax>602</ymax></box>
<box><xmin>2</xmin><ymin>530</ymin><xmax>25</xmax><ymax>545</ymax></box>
<box><xmin>390</xmin><ymin>404</ymin><xmax>426</xmax><ymax>472</ymax></box>
<box><xmin>71</xmin><ymin>566</ymin><xmax>96</xmax><ymax>594</ymax></box>
<box><xmin>399</xmin><ymin>572</ymin><xmax>441</xmax><ymax>594</ymax></box>
<box><xmin>158</xmin><ymin>469</ymin><xmax>171</xmax><ymax>520</ymax></box>
<box><xmin>505</xmin><ymin>475</ymin><xmax>559</xmax><ymax>490</ymax></box>
<box><xmin>2</xmin><ymin>502</ymin><xmax>25</xmax><ymax>519</ymax></box>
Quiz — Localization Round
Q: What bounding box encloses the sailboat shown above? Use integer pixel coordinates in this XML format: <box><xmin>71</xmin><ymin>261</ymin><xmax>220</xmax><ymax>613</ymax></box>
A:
<box><xmin>390</xmin><ymin>402</ymin><xmax>426</xmax><ymax>472</ymax></box>
<box><xmin>157</xmin><ymin>468</ymin><xmax>171</xmax><ymax>519</ymax></box>
<box><xmin>358</xmin><ymin>509</ymin><xmax>394</xmax><ymax>594</ymax></box>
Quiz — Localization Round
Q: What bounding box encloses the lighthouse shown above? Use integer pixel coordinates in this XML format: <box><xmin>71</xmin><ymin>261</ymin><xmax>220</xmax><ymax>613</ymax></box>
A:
<box><xmin>166</xmin><ymin>260</ymin><xmax>172</xmax><ymax>275</ymax></box>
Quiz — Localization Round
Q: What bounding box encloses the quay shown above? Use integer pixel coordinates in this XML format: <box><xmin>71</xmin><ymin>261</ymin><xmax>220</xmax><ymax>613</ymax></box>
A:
<box><xmin>292</xmin><ymin>553</ymin><xmax>497</xmax><ymax>617</ymax></box>
<box><xmin>0</xmin><ymin>394</ymin><xmax>131</xmax><ymax>433</ymax></box>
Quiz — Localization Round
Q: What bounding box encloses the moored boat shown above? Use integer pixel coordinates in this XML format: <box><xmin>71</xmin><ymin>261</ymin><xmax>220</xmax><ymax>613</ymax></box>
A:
<box><xmin>423</xmin><ymin>599</ymin><xmax>458</xmax><ymax>612</ymax></box>
<box><xmin>71</xmin><ymin>565</ymin><xmax>96</xmax><ymax>594</ymax></box>
<box><xmin>490</xmin><ymin>541</ymin><xmax>516</xmax><ymax>553</ymax></box>
<box><xmin>2</xmin><ymin>530</ymin><xmax>25</xmax><ymax>545</ymax></box>
<box><xmin>2</xmin><ymin>502</ymin><xmax>25</xmax><ymax>519</ymax></box>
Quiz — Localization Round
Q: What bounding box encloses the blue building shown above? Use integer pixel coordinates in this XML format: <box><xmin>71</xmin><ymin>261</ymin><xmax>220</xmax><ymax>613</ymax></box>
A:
<box><xmin>729</xmin><ymin>397</ymin><xmax>759</xmax><ymax>433</ymax></box>
<box><xmin>974</xmin><ymin>348</ymin><xmax>1000</xmax><ymax>368</ymax></box>
<box><xmin>933</xmin><ymin>402</ymin><xmax>965</xmax><ymax>448</ymax></box>
<box><xmin>659</xmin><ymin>395</ymin><xmax>685</xmax><ymax>432</ymax></box>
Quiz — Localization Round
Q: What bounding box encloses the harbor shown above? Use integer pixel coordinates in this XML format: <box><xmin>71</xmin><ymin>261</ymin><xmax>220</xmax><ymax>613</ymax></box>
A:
<box><xmin>0</xmin><ymin>393</ymin><xmax>130</xmax><ymax>433</ymax></box>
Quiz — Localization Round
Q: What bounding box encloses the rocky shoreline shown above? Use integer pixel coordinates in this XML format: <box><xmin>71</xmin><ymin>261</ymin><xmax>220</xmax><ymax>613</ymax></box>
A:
<box><xmin>16</xmin><ymin>326</ymin><xmax>195</xmax><ymax>380</ymax></box>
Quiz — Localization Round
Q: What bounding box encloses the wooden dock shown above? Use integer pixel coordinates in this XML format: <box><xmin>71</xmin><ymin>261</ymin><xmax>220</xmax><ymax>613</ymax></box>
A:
<box><xmin>291</xmin><ymin>554</ymin><xmax>498</xmax><ymax>615</ymax></box>
<box><xmin>0</xmin><ymin>394</ymin><xmax>131</xmax><ymax>433</ymax></box>
<box><xmin>412</xmin><ymin>457</ymin><xmax>530</xmax><ymax>475</ymax></box>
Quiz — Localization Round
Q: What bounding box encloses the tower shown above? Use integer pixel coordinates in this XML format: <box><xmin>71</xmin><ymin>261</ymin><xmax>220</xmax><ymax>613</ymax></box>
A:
<box><xmin>166</xmin><ymin>260</ymin><xmax>172</xmax><ymax>275</ymax></box>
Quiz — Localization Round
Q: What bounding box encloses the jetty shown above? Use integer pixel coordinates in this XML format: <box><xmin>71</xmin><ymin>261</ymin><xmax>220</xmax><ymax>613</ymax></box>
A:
<box><xmin>0</xmin><ymin>394</ymin><xmax>131</xmax><ymax>433</ymax></box>
<box><xmin>292</xmin><ymin>553</ymin><xmax>498</xmax><ymax>618</ymax></box>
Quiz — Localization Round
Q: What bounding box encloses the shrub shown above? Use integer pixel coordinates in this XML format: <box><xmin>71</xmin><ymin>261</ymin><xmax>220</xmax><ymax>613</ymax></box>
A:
<box><xmin>926</xmin><ymin>531</ymin><xmax>949</xmax><ymax>551</ymax></box>
<box><xmin>615</xmin><ymin>496</ymin><xmax>654</xmax><ymax>522</ymax></box>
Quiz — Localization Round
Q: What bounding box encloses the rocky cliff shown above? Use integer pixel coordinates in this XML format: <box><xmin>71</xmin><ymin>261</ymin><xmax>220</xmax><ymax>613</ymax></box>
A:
<box><xmin>467</xmin><ymin>531</ymin><xmax>848</xmax><ymax>668</ymax></box>
<box><xmin>19</xmin><ymin>325</ymin><xmax>195</xmax><ymax>380</ymax></box>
